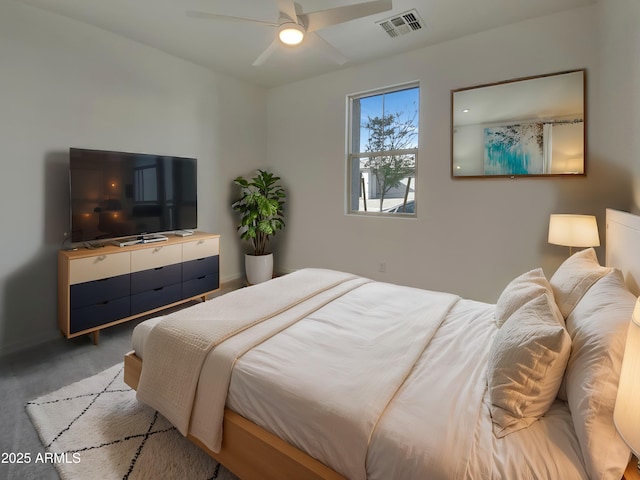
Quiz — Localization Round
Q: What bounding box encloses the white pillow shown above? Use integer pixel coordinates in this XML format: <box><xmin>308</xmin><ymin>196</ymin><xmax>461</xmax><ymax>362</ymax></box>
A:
<box><xmin>563</xmin><ymin>269</ymin><xmax>635</xmax><ymax>480</ymax></box>
<box><xmin>550</xmin><ymin>248</ymin><xmax>611</xmax><ymax>318</ymax></box>
<box><xmin>488</xmin><ymin>292</ymin><xmax>571</xmax><ymax>437</ymax></box>
<box><xmin>495</xmin><ymin>268</ymin><xmax>553</xmax><ymax>328</ymax></box>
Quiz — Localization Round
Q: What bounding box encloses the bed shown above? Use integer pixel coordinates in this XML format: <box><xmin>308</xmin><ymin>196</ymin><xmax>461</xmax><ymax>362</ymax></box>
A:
<box><xmin>124</xmin><ymin>208</ymin><xmax>640</xmax><ymax>480</ymax></box>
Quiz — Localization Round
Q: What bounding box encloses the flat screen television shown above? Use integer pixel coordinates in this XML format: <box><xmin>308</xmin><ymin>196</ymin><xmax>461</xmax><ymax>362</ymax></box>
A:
<box><xmin>69</xmin><ymin>148</ymin><xmax>197</xmax><ymax>243</ymax></box>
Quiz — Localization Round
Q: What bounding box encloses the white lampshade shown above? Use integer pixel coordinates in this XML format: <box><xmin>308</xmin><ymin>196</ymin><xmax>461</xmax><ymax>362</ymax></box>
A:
<box><xmin>278</xmin><ymin>23</ymin><xmax>304</xmax><ymax>46</ymax></box>
<box><xmin>614</xmin><ymin>297</ymin><xmax>640</xmax><ymax>457</ymax></box>
<box><xmin>548</xmin><ymin>214</ymin><xmax>600</xmax><ymax>248</ymax></box>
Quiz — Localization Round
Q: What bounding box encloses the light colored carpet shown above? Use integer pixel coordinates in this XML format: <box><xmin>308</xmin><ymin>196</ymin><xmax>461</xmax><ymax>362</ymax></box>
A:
<box><xmin>26</xmin><ymin>363</ymin><xmax>239</xmax><ymax>480</ymax></box>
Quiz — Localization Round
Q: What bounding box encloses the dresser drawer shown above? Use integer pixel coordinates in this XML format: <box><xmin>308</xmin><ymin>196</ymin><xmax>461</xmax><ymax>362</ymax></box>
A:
<box><xmin>131</xmin><ymin>244</ymin><xmax>182</xmax><ymax>273</ymax></box>
<box><xmin>183</xmin><ymin>273</ymin><xmax>219</xmax><ymax>299</ymax></box>
<box><xmin>183</xmin><ymin>256</ymin><xmax>219</xmax><ymax>282</ymax></box>
<box><xmin>70</xmin><ymin>273</ymin><xmax>131</xmax><ymax>309</ymax></box>
<box><xmin>69</xmin><ymin>252</ymin><xmax>130</xmax><ymax>285</ymax></box>
<box><xmin>131</xmin><ymin>283</ymin><xmax>182</xmax><ymax>315</ymax></box>
<box><xmin>131</xmin><ymin>263</ymin><xmax>182</xmax><ymax>295</ymax></box>
<box><xmin>70</xmin><ymin>296</ymin><xmax>130</xmax><ymax>334</ymax></box>
<box><xmin>59</xmin><ymin>232</ymin><xmax>220</xmax><ymax>341</ymax></box>
<box><xmin>182</xmin><ymin>237</ymin><xmax>219</xmax><ymax>262</ymax></box>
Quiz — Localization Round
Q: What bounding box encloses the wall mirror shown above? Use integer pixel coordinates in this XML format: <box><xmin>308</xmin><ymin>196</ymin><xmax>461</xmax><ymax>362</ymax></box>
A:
<box><xmin>451</xmin><ymin>69</ymin><xmax>585</xmax><ymax>178</ymax></box>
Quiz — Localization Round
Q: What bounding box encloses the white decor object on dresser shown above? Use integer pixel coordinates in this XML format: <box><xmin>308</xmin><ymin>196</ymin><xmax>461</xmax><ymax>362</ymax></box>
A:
<box><xmin>58</xmin><ymin>232</ymin><xmax>220</xmax><ymax>344</ymax></box>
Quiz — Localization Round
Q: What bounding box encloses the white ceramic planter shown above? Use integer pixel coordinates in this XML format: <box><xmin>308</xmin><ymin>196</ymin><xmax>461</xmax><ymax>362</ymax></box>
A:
<box><xmin>245</xmin><ymin>253</ymin><xmax>274</xmax><ymax>285</ymax></box>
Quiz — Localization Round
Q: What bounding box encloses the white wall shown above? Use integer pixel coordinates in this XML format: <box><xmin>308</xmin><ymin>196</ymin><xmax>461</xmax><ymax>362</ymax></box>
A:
<box><xmin>2</xmin><ymin>0</ymin><xmax>637</xmax><ymax>355</ymax></box>
<box><xmin>592</xmin><ymin>0</ymin><xmax>640</xmax><ymax>212</ymax></box>
<box><xmin>267</xmin><ymin>5</ymin><xmax>632</xmax><ymax>302</ymax></box>
<box><xmin>0</xmin><ymin>0</ymin><xmax>267</xmax><ymax>355</ymax></box>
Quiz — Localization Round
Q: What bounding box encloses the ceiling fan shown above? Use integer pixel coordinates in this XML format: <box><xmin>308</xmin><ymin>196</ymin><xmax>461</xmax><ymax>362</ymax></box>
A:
<box><xmin>186</xmin><ymin>0</ymin><xmax>393</xmax><ymax>66</ymax></box>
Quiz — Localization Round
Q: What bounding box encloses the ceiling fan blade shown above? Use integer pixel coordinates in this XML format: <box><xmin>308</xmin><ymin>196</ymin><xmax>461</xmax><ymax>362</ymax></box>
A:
<box><xmin>276</xmin><ymin>0</ymin><xmax>298</xmax><ymax>23</ymax></box>
<box><xmin>303</xmin><ymin>0</ymin><xmax>393</xmax><ymax>33</ymax></box>
<box><xmin>307</xmin><ymin>32</ymin><xmax>348</xmax><ymax>65</ymax></box>
<box><xmin>186</xmin><ymin>10</ymin><xmax>279</xmax><ymax>27</ymax></box>
<box><xmin>252</xmin><ymin>38</ymin><xmax>281</xmax><ymax>66</ymax></box>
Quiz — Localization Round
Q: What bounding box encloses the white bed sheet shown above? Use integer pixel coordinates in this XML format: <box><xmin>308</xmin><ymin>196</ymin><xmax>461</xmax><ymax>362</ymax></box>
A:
<box><xmin>365</xmin><ymin>299</ymin><xmax>587</xmax><ymax>480</ymax></box>
<box><xmin>226</xmin><ymin>281</ymin><xmax>458</xmax><ymax>480</ymax></box>
<box><xmin>131</xmin><ymin>283</ymin><xmax>588</xmax><ymax>480</ymax></box>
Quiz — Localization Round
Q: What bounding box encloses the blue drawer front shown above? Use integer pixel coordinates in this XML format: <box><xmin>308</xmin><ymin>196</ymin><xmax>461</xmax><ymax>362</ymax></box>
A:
<box><xmin>183</xmin><ymin>256</ymin><xmax>219</xmax><ymax>282</ymax></box>
<box><xmin>70</xmin><ymin>274</ymin><xmax>130</xmax><ymax>309</ymax></box>
<box><xmin>131</xmin><ymin>263</ymin><xmax>182</xmax><ymax>295</ymax></box>
<box><xmin>183</xmin><ymin>273</ymin><xmax>219</xmax><ymax>299</ymax></box>
<box><xmin>131</xmin><ymin>283</ymin><xmax>182</xmax><ymax>316</ymax></box>
<box><xmin>70</xmin><ymin>296</ymin><xmax>131</xmax><ymax>334</ymax></box>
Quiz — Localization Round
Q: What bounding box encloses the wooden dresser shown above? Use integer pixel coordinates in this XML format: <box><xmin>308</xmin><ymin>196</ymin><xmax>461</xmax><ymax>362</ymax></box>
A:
<box><xmin>58</xmin><ymin>232</ymin><xmax>219</xmax><ymax>343</ymax></box>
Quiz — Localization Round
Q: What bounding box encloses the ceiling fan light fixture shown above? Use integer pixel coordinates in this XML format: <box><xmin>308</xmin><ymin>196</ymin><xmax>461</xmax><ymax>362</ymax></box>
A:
<box><xmin>278</xmin><ymin>22</ymin><xmax>305</xmax><ymax>45</ymax></box>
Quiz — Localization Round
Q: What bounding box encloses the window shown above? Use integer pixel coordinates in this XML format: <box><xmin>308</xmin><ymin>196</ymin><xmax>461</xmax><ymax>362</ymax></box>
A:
<box><xmin>347</xmin><ymin>83</ymin><xmax>419</xmax><ymax>216</ymax></box>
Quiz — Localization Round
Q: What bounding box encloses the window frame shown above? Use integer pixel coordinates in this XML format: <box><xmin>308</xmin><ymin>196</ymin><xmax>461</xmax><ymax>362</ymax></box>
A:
<box><xmin>346</xmin><ymin>81</ymin><xmax>420</xmax><ymax>218</ymax></box>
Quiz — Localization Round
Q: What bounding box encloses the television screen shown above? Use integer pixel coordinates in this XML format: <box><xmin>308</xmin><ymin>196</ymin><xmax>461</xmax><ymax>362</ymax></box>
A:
<box><xmin>69</xmin><ymin>148</ymin><xmax>197</xmax><ymax>243</ymax></box>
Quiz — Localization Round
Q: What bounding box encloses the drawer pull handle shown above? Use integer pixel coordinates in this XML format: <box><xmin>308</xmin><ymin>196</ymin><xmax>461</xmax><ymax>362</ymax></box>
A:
<box><xmin>154</xmin><ymin>267</ymin><xmax>164</xmax><ymax>271</ymax></box>
<box><xmin>197</xmin><ymin>275</ymin><xmax>206</xmax><ymax>280</ymax></box>
<box><xmin>154</xmin><ymin>287</ymin><xmax>164</xmax><ymax>292</ymax></box>
<box><xmin>97</xmin><ymin>300</ymin><xmax>110</xmax><ymax>306</ymax></box>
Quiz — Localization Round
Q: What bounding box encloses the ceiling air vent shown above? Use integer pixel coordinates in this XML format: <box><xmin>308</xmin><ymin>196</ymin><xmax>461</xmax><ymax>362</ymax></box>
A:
<box><xmin>377</xmin><ymin>10</ymin><xmax>424</xmax><ymax>38</ymax></box>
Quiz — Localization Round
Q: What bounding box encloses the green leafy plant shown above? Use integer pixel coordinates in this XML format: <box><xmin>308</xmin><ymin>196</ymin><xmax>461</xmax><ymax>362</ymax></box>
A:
<box><xmin>232</xmin><ymin>169</ymin><xmax>286</xmax><ymax>256</ymax></box>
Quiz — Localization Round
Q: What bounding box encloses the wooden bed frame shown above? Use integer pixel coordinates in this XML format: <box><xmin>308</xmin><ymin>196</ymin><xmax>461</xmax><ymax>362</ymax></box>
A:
<box><xmin>123</xmin><ymin>350</ymin><xmax>345</xmax><ymax>480</ymax></box>
<box><xmin>122</xmin><ymin>208</ymin><xmax>640</xmax><ymax>480</ymax></box>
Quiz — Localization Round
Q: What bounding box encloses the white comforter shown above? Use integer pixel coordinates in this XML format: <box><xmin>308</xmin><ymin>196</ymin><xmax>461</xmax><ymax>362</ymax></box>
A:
<box><xmin>134</xmin><ymin>269</ymin><xmax>588</xmax><ymax>480</ymax></box>
<box><xmin>137</xmin><ymin>269</ymin><xmax>368</xmax><ymax>448</ymax></box>
<box><xmin>226</xmin><ymin>280</ymin><xmax>458</xmax><ymax>480</ymax></box>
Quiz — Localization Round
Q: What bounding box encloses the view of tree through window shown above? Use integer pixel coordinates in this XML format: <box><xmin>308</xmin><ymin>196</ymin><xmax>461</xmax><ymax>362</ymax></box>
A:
<box><xmin>348</xmin><ymin>84</ymin><xmax>419</xmax><ymax>215</ymax></box>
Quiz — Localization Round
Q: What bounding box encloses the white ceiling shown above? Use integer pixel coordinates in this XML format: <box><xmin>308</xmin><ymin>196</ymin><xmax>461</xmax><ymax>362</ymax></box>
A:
<box><xmin>16</xmin><ymin>0</ymin><xmax>596</xmax><ymax>88</ymax></box>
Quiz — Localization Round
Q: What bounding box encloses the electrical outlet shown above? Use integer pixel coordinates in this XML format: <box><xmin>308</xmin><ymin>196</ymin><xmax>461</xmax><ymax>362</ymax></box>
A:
<box><xmin>379</xmin><ymin>262</ymin><xmax>386</xmax><ymax>273</ymax></box>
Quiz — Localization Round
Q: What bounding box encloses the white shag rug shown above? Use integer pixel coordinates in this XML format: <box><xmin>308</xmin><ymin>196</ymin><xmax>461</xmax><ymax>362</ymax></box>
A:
<box><xmin>26</xmin><ymin>363</ymin><xmax>238</xmax><ymax>480</ymax></box>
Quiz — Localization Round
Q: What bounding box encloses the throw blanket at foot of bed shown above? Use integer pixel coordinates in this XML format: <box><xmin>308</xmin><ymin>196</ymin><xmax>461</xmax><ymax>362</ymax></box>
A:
<box><xmin>137</xmin><ymin>268</ymin><xmax>369</xmax><ymax>447</ymax></box>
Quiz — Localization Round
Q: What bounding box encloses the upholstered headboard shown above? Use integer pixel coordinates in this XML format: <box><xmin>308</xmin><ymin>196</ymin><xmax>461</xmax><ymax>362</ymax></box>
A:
<box><xmin>606</xmin><ymin>208</ymin><xmax>640</xmax><ymax>296</ymax></box>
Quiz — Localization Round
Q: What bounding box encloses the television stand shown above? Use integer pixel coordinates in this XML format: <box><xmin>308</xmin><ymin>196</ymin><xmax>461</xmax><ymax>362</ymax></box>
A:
<box><xmin>58</xmin><ymin>232</ymin><xmax>220</xmax><ymax>344</ymax></box>
<box><xmin>111</xmin><ymin>234</ymin><xmax>168</xmax><ymax>247</ymax></box>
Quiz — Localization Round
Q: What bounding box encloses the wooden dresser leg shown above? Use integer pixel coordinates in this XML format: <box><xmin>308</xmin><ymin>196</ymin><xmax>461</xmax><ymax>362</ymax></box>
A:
<box><xmin>92</xmin><ymin>330</ymin><xmax>99</xmax><ymax>345</ymax></box>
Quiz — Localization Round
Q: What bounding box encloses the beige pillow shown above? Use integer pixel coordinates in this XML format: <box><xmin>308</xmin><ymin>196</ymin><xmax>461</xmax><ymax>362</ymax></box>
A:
<box><xmin>495</xmin><ymin>268</ymin><xmax>553</xmax><ymax>328</ymax></box>
<box><xmin>549</xmin><ymin>248</ymin><xmax>611</xmax><ymax>318</ymax></box>
<box><xmin>563</xmin><ymin>269</ymin><xmax>635</xmax><ymax>480</ymax></box>
<box><xmin>488</xmin><ymin>293</ymin><xmax>571</xmax><ymax>437</ymax></box>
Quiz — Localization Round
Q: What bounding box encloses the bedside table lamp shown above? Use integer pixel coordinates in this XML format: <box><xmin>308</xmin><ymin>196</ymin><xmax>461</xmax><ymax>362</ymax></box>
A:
<box><xmin>548</xmin><ymin>214</ymin><xmax>600</xmax><ymax>256</ymax></box>
<box><xmin>615</xmin><ymin>297</ymin><xmax>640</xmax><ymax>474</ymax></box>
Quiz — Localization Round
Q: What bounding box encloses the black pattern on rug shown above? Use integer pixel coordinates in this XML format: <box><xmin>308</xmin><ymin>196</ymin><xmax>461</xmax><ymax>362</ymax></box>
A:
<box><xmin>28</xmin><ymin>366</ymin><xmax>125</xmax><ymax>449</ymax></box>
<box><xmin>26</xmin><ymin>363</ymin><xmax>237</xmax><ymax>480</ymax></box>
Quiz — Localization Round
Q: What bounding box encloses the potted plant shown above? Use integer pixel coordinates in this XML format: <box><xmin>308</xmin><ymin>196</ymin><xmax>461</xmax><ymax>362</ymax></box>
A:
<box><xmin>232</xmin><ymin>169</ymin><xmax>286</xmax><ymax>284</ymax></box>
